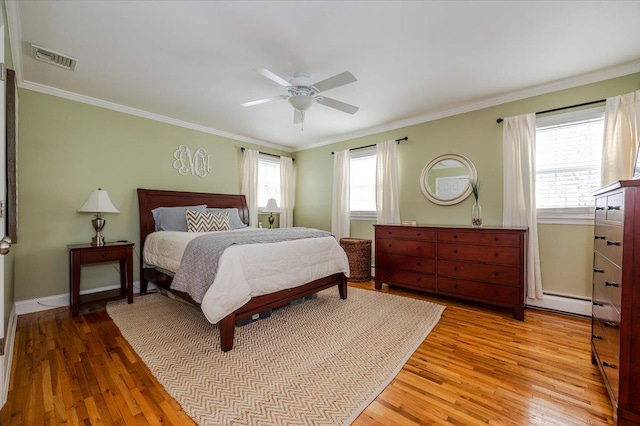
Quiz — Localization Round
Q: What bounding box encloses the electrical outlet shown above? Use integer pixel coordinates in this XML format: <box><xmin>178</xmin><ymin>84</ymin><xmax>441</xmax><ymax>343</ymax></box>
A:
<box><xmin>251</xmin><ymin>313</ymin><xmax>259</xmax><ymax>320</ymax></box>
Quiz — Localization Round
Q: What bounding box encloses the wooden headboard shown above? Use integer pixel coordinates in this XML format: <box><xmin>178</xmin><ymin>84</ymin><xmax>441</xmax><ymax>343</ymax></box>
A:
<box><xmin>137</xmin><ymin>188</ymin><xmax>250</xmax><ymax>251</ymax></box>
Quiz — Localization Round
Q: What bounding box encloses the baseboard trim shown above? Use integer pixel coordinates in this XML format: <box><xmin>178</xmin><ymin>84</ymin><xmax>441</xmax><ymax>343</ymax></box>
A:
<box><xmin>15</xmin><ymin>281</ymin><xmax>156</xmax><ymax>315</ymax></box>
<box><xmin>527</xmin><ymin>294</ymin><xmax>592</xmax><ymax>317</ymax></box>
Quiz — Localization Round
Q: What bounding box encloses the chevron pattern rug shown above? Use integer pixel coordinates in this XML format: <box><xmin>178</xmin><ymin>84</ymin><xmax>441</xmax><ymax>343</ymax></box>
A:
<box><xmin>107</xmin><ymin>287</ymin><xmax>445</xmax><ymax>425</ymax></box>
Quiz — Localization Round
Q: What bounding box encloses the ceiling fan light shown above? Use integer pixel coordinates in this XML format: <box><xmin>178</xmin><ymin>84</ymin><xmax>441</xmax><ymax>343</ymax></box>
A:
<box><xmin>288</xmin><ymin>95</ymin><xmax>314</xmax><ymax>111</ymax></box>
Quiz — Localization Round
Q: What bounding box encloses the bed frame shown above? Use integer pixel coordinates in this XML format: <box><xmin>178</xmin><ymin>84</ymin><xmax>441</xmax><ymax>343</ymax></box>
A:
<box><xmin>137</xmin><ymin>188</ymin><xmax>347</xmax><ymax>351</ymax></box>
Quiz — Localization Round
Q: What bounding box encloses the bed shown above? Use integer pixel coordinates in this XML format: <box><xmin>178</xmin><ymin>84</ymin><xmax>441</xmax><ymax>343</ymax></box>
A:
<box><xmin>137</xmin><ymin>188</ymin><xmax>349</xmax><ymax>351</ymax></box>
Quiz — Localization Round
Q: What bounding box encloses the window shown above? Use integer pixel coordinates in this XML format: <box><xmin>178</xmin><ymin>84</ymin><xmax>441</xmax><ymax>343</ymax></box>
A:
<box><xmin>350</xmin><ymin>148</ymin><xmax>376</xmax><ymax>219</ymax></box>
<box><xmin>257</xmin><ymin>155</ymin><xmax>280</xmax><ymax>209</ymax></box>
<box><xmin>535</xmin><ymin>107</ymin><xmax>605</xmax><ymax>223</ymax></box>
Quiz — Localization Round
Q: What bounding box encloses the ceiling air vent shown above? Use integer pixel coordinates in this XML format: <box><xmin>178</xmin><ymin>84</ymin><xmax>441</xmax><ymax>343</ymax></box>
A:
<box><xmin>30</xmin><ymin>44</ymin><xmax>77</xmax><ymax>71</ymax></box>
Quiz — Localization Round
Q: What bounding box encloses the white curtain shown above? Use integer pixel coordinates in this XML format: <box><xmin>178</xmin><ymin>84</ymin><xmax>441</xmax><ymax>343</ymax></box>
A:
<box><xmin>279</xmin><ymin>156</ymin><xmax>294</xmax><ymax>228</ymax></box>
<box><xmin>331</xmin><ymin>150</ymin><xmax>350</xmax><ymax>240</ymax></box>
<box><xmin>376</xmin><ymin>140</ymin><xmax>400</xmax><ymax>224</ymax></box>
<box><xmin>241</xmin><ymin>148</ymin><xmax>259</xmax><ymax>227</ymax></box>
<box><xmin>502</xmin><ymin>113</ymin><xmax>543</xmax><ymax>300</ymax></box>
<box><xmin>601</xmin><ymin>90</ymin><xmax>640</xmax><ymax>185</ymax></box>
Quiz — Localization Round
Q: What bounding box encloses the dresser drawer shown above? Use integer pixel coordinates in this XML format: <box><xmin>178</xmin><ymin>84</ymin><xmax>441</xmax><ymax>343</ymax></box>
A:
<box><xmin>438</xmin><ymin>259</ymin><xmax>520</xmax><ymax>286</ymax></box>
<box><xmin>437</xmin><ymin>231</ymin><xmax>521</xmax><ymax>247</ymax></box>
<box><xmin>375</xmin><ymin>227</ymin><xmax>436</xmax><ymax>241</ymax></box>
<box><xmin>438</xmin><ymin>243</ymin><xmax>521</xmax><ymax>266</ymax></box>
<box><xmin>376</xmin><ymin>254</ymin><xmax>435</xmax><ymax>274</ymax></box>
<box><xmin>376</xmin><ymin>268</ymin><xmax>436</xmax><ymax>291</ymax></box>
<box><xmin>81</xmin><ymin>248</ymin><xmax>126</xmax><ymax>264</ymax></box>
<box><xmin>594</xmin><ymin>223</ymin><xmax>622</xmax><ymax>267</ymax></box>
<box><xmin>592</xmin><ymin>332</ymin><xmax>620</xmax><ymax>404</ymax></box>
<box><xmin>605</xmin><ymin>192</ymin><xmax>624</xmax><ymax>223</ymax></box>
<box><xmin>437</xmin><ymin>277</ymin><xmax>520</xmax><ymax>305</ymax></box>
<box><xmin>377</xmin><ymin>239</ymin><xmax>436</xmax><ymax>257</ymax></box>
<box><xmin>593</xmin><ymin>254</ymin><xmax>621</xmax><ymax>312</ymax></box>
<box><xmin>593</xmin><ymin>314</ymin><xmax>620</xmax><ymax>361</ymax></box>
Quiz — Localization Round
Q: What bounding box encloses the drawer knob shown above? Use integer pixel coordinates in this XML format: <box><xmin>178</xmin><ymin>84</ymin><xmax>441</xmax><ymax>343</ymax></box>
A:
<box><xmin>416</xmin><ymin>262</ymin><xmax>421</xmax><ymax>266</ymax></box>
<box><xmin>593</xmin><ymin>268</ymin><xmax>604</xmax><ymax>273</ymax></box>
<box><xmin>416</xmin><ymin>278</ymin><xmax>421</xmax><ymax>282</ymax></box>
<box><xmin>607</xmin><ymin>205</ymin><xmax>620</xmax><ymax>211</ymax></box>
<box><xmin>388</xmin><ymin>244</ymin><xmax>393</xmax><ymax>247</ymax></box>
<box><xmin>602</xmin><ymin>361</ymin><xmax>616</xmax><ymax>369</ymax></box>
<box><xmin>493</xmin><ymin>290</ymin><xmax>498</xmax><ymax>296</ymax></box>
<box><xmin>453</xmin><ymin>235</ymin><xmax>458</xmax><ymax>239</ymax></box>
<box><xmin>604</xmin><ymin>321</ymin><xmax>618</xmax><ymax>328</ymax></box>
<box><xmin>494</xmin><ymin>253</ymin><xmax>499</xmax><ymax>257</ymax></box>
<box><xmin>595</xmin><ymin>206</ymin><xmax>605</xmax><ymax>211</ymax></box>
<box><xmin>593</xmin><ymin>301</ymin><xmax>603</xmax><ymax>307</ymax></box>
<box><xmin>494</xmin><ymin>237</ymin><xmax>499</xmax><ymax>241</ymax></box>
<box><xmin>453</xmin><ymin>249</ymin><xmax>458</xmax><ymax>254</ymax></box>
<box><xmin>453</xmin><ymin>267</ymin><xmax>458</xmax><ymax>271</ymax></box>
<box><xmin>594</xmin><ymin>235</ymin><xmax>606</xmax><ymax>240</ymax></box>
<box><xmin>416</xmin><ymin>233</ymin><xmax>421</xmax><ymax>236</ymax></box>
<box><xmin>494</xmin><ymin>272</ymin><xmax>499</xmax><ymax>276</ymax></box>
<box><xmin>592</xmin><ymin>334</ymin><xmax>602</xmax><ymax>340</ymax></box>
<box><xmin>604</xmin><ymin>281</ymin><xmax>619</xmax><ymax>287</ymax></box>
<box><xmin>453</xmin><ymin>284</ymin><xmax>458</xmax><ymax>289</ymax></box>
<box><xmin>606</xmin><ymin>240</ymin><xmax>621</xmax><ymax>246</ymax></box>
<box><xmin>102</xmin><ymin>253</ymin><xmax>108</xmax><ymax>258</ymax></box>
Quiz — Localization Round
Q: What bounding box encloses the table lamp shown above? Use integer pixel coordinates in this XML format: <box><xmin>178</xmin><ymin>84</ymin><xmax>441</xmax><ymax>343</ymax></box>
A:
<box><xmin>78</xmin><ymin>188</ymin><xmax>120</xmax><ymax>246</ymax></box>
<box><xmin>263</xmin><ymin>198</ymin><xmax>280</xmax><ymax>229</ymax></box>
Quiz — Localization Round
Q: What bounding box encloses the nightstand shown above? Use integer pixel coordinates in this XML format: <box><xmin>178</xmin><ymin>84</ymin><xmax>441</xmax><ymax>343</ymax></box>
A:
<box><xmin>68</xmin><ymin>241</ymin><xmax>134</xmax><ymax>316</ymax></box>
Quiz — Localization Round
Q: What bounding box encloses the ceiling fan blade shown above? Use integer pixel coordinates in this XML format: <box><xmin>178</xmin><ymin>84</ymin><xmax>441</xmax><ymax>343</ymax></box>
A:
<box><xmin>316</xmin><ymin>96</ymin><xmax>359</xmax><ymax>114</ymax></box>
<box><xmin>293</xmin><ymin>109</ymin><xmax>304</xmax><ymax>124</ymax></box>
<box><xmin>312</xmin><ymin>72</ymin><xmax>357</xmax><ymax>93</ymax></box>
<box><xmin>256</xmin><ymin>68</ymin><xmax>291</xmax><ymax>87</ymax></box>
<box><xmin>241</xmin><ymin>95</ymin><xmax>288</xmax><ymax>107</ymax></box>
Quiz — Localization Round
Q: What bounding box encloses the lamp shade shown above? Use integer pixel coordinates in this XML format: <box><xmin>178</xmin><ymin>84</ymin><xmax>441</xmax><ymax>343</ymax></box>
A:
<box><xmin>263</xmin><ymin>198</ymin><xmax>280</xmax><ymax>213</ymax></box>
<box><xmin>78</xmin><ymin>189</ymin><xmax>120</xmax><ymax>213</ymax></box>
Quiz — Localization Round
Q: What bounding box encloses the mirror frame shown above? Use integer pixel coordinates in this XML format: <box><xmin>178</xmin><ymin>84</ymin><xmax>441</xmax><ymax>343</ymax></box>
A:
<box><xmin>420</xmin><ymin>154</ymin><xmax>477</xmax><ymax>206</ymax></box>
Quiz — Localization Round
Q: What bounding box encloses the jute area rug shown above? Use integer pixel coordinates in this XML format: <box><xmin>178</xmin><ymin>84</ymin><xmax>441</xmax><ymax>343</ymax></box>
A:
<box><xmin>107</xmin><ymin>287</ymin><xmax>445</xmax><ymax>425</ymax></box>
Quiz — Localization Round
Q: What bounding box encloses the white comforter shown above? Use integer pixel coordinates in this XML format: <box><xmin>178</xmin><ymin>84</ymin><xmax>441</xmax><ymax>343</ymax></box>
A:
<box><xmin>143</xmin><ymin>229</ymin><xmax>350</xmax><ymax>324</ymax></box>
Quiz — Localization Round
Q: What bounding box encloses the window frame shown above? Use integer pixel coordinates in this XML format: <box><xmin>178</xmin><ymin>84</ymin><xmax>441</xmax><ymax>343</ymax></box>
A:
<box><xmin>349</xmin><ymin>148</ymin><xmax>377</xmax><ymax>220</ymax></box>
<box><xmin>535</xmin><ymin>106</ymin><xmax>605</xmax><ymax>225</ymax></box>
<box><xmin>256</xmin><ymin>154</ymin><xmax>281</xmax><ymax>212</ymax></box>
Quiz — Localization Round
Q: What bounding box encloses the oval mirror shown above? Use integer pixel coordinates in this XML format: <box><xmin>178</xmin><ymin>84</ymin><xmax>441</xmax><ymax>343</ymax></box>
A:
<box><xmin>420</xmin><ymin>154</ymin><xmax>477</xmax><ymax>205</ymax></box>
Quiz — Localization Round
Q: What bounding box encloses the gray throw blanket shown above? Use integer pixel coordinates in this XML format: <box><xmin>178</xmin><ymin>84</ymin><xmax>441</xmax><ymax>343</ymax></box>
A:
<box><xmin>171</xmin><ymin>227</ymin><xmax>334</xmax><ymax>303</ymax></box>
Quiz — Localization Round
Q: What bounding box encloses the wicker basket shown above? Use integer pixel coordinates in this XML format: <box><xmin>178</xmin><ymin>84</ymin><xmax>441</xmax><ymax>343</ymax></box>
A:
<box><xmin>340</xmin><ymin>238</ymin><xmax>372</xmax><ymax>282</ymax></box>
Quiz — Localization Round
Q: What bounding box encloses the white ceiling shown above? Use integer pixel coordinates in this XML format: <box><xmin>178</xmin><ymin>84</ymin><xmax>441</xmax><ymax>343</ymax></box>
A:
<box><xmin>7</xmin><ymin>1</ymin><xmax>640</xmax><ymax>152</ymax></box>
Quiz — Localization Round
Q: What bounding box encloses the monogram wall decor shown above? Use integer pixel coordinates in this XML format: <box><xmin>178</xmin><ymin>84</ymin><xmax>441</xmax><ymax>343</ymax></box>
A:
<box><xmin>173</xmin><ymin>145</ymin><xmax>211</xmax><ymax>177</ymax></box>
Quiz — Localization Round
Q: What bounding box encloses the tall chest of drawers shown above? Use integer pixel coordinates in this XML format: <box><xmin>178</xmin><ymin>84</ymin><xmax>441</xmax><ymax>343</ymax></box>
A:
<box><xmin>592</xmin><ymin>180</ymin><xmax>640</xmax><ymax>425</ymax></box>
<box><xmin>374</xmin><ymin>225</ymin><xmax>527</xmax><ymax>320</ymax></box>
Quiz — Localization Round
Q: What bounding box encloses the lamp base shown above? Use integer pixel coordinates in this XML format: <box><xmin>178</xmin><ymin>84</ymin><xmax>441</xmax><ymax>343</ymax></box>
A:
<box><xmin>268</xmin><ymin>214</ymin><xmax>275</xmax><ymax>229</ymax></box>
<box><xmin>91</xmin><ymin>216</ymin><xmax>106</xmax><ymax>246</ymax></box>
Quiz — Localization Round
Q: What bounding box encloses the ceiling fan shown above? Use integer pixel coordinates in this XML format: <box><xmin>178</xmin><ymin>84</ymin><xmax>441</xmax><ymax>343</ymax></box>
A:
<box><xmin>241</xmin><ymin>68</ymin><xmax>359</xmax><ymax>124</ymax></box>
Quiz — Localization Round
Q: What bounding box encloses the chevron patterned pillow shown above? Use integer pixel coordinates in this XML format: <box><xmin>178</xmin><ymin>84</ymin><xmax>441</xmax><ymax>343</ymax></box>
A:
<box><xmin>185</xmin><ymin>210</ymin><xmax>231</xmax><ymax>232</ymax></box>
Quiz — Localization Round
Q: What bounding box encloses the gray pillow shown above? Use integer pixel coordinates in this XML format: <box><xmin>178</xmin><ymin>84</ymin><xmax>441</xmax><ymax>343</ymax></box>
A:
<box><xmin>206</xmin><ymin>207</ymin><xmax>247</xmax><ymax>229</ymax></box>
<box><xmin>151</xmin><ymin>205</ymin><xmax>207</xmax><ymax>232</ymax></box>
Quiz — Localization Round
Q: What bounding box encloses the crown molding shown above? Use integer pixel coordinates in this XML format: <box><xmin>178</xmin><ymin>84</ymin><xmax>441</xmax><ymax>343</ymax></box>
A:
<box><xmin>18</xmin><ymin>80</ymin><xmax>292</xmax><ymax>153</ymax></box>
<box><xmin>299</xmin><ymin>61</ymin><xmax>640</xmax><ymax>152</ymax></box>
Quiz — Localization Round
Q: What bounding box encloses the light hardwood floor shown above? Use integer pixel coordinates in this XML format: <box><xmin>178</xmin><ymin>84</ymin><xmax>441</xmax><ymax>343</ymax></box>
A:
<box><xmin>1</xmin><ymin>281</ymin><xmax>614</xmax><ymax>425</ymax></box>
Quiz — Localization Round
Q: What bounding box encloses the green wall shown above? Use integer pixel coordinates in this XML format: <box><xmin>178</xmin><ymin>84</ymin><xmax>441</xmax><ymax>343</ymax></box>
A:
<box><xmin>14</xmin><ymin>90</ymin><xmax>287</xmax><ymax>301</ymax></box>
<box><xmin>294</xmin><ymin>73</ymin><xmax>640</xmax><ymax>299</ymax></box>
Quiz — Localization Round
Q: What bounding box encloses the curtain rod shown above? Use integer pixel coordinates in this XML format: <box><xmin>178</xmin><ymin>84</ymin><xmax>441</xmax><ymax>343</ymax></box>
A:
<box><xmin>495</xmin><ymin>99</ymin><xmax>606</xmax><ymax>123</ymax></box>
<box><xmin>331</xmin><ymin>137</ymin><xmax>408</xmax><ymax>155</ymax></box>
<box><xmin>240</xmin><ymin>147</ymin><xmax>294</xmax><ymax>161</ymax></box>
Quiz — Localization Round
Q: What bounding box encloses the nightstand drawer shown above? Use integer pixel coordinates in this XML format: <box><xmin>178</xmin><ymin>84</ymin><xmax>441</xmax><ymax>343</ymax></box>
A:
<box><xmin>81</xmin><ymin>247</ymin><xmax>126</xmax><ymax>264</ymax></box>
